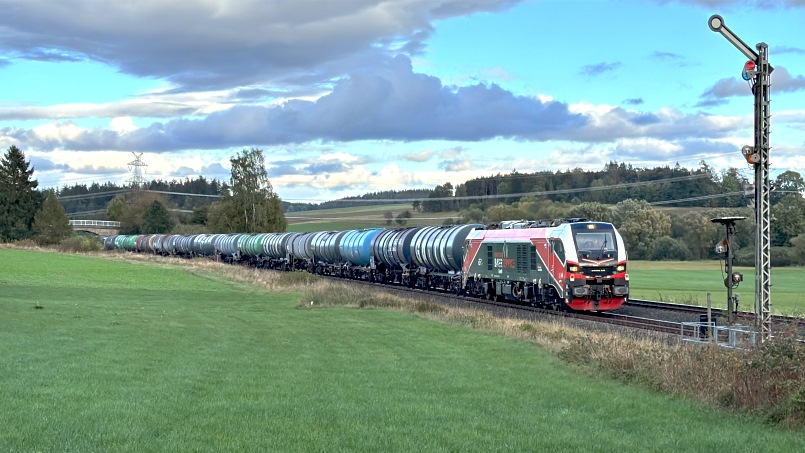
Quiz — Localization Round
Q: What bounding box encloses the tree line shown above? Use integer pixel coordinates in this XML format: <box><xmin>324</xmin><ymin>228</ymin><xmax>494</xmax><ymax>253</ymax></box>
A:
<box><xmin>419</xmin><ymin>161</ymin><xmax>757</xmax><ymax>212</ymax></box>
<box><xmin>0</xmin><ymin>146</ymin><xmax>287</xmax><ymax>244</ymax></box>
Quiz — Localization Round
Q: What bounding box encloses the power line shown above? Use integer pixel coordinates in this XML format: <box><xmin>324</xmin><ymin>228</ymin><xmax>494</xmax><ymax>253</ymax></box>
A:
<box><xmin>57</xmin><ymin>189</ymin><xmax>130</xmax><ymax>201</ymax></box>
<box><xmin>648</xmin><ymin>192</ymin><xmax>745</xmax><ymax>206</ymax></box>
<box><xmin>144</xmin><ymin>190</ymin><xmax>222</xmax><ymax>198</ymax></box>
<box><xmin>323</xmin><ymin>173</ymin><xmax>711</xmax><ymax>203</ymax></box>
<box><xmin>57</xmin><ymin>189</ymin><xmax>221</xmax><ymax>202</ymax></box>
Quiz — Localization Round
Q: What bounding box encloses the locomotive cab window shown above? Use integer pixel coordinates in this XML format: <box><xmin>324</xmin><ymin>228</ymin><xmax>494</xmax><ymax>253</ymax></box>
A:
<box><xmin>574</xmin><ymin>231</ymin><xmax>616</xmax><ymax>259</ymax></box>
<box><xmin>575</xmin><ymin>232</ymin><xmax>614</xmax><ymax>249</ymax></box>
<box><xmin>551</xmin><ymin>240</ymin><xmax>565</xmax><ymax>264</ymax></box>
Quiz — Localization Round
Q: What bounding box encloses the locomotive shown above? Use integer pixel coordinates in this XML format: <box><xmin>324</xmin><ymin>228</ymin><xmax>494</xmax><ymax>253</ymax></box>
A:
<box><xmin>104</xmin><ymin>218</ymin><xmax>629</xmax><ymax>311</ymax></box>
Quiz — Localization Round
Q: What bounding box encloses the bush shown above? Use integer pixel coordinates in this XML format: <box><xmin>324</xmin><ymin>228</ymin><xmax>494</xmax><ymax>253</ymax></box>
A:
<box><xmin>11</xmin><ymin>239</ymin><xmax>39</xmax><ymax>249</ymax></box>
<box><xmin>648</xmin><ymin>236</ymin><xmax>692</xmax><ymax>261</ymax></box>
<box><xmin>55</xmin><ymin>236</ymin><xmax>102</xmax><ymax>253</ymax></box>
<box><xmin>771</xmin><ymin>246</ymin><xmax>798</xmax><ymax>267</ymax></box>
<box><xmin>278</xmin><ymin>270</ymin><xmax>319</xmax><ymax>287</ymax></box>
<box><xmin>734</xmin><ymin>248</ymin><xmax>754</xmax><ymax>267</ymax></box>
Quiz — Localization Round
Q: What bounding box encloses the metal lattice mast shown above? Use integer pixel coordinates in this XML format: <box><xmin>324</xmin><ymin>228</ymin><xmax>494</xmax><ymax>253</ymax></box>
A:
<box><xmin>754</xmin><ymin>43</ymin><xmax>772</xmax><ymax>340</ymax></box>
<box><xmin>709</xmin><ymin>15</ymin><xmax>773</xmax><ymax>342</ymax></box>
<box><xmin>127</xmin><ymin>152</ymin><xmax>148</xmax><ymax>191</ymax></box>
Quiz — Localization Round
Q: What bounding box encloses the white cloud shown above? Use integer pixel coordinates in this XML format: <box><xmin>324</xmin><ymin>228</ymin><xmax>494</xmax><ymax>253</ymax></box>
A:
<box><xmin>109</xmin><ymin>117</ymin><xmax>137</xmax><ymax>133</ymax></box>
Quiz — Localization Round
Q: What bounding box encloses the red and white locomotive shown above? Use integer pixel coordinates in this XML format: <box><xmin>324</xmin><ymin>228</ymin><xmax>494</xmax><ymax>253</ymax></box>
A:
<box><xmin>461</xmin><ymin>220</ymin><xmax>629</xmax><ymax>310</ymax></box>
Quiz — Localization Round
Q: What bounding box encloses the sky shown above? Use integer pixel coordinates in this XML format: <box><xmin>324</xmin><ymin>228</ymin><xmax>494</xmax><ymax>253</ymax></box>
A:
<box><xmin>1</xmin><ymin>0</ymin><xmax>804</xmax><ymax>203</ymax></box>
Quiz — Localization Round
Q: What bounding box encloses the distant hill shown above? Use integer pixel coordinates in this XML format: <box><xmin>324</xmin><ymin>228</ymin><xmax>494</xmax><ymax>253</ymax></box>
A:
<box><xmin>285</xmin><ymin>188</ymin><xmax>433</xmax><ymax>212</ymax></box>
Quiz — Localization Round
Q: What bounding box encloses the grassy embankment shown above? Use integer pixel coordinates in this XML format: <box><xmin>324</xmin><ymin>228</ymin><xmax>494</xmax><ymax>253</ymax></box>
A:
<box><xmin>1</xmin><ymin>248</ymin><xmax>804</xmax><ymax>451</ymax></box>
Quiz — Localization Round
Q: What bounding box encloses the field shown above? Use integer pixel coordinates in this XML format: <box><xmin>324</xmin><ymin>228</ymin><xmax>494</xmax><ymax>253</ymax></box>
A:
<box><xmin>1</xmin><ymin>248</ymin><xmax>804</xmax><ymax>451</ymax></box>
<box><xmin>285</xmin><ymin>203</ymin><xmax>460</xmax><ymax>232</ymax></box>
<box><xmin>628</xmin><ymin>260</ymin><xmax>804</xmax><ymax>316</ymax></box>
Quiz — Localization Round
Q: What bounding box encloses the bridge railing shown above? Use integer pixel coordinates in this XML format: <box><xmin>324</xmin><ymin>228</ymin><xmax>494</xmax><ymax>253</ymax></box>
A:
<box><xmin>69</xmin><ymin>220</ymin><xmax>121</xmax><ymax>228</ymax></box>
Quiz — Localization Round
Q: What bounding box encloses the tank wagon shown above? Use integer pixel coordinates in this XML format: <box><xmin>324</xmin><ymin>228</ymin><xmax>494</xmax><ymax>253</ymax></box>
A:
<box><xmin>104</xmin><ymin>219</ymin><xmax>628</xmax><ymax>311</ymax></box>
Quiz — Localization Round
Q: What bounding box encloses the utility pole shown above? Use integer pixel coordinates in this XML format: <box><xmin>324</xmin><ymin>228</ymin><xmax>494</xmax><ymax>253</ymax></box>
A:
<box><xmin>127</xmin><ymin>152</ymin><xmax>148</xmax><ymax>191</ymax></box>
<box><xmin>708</xmin><ymin>15</ymin><xmax>773</xmax><ymax>342</ymax></box>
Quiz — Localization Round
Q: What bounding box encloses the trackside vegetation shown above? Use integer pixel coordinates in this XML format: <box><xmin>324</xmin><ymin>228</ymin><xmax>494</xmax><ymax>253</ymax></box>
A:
<box><xmin>1</xmin><ymin>248</ymin><xmax>804</xmax><ymax>452</ymax></box>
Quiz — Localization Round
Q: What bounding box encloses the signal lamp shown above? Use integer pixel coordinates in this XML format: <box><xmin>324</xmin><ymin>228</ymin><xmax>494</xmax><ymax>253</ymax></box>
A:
<box><xmin>715</xmin><ymin>239</ymin><xmax>728</xmax><ymax>255</ymax></box>
<box><xmin>742</xmin><ymin>60</ymin><xmax>756</xmax><ymax>81</ymax></box>
<box><xmin>742</xmin><ymin>145</ymin><xmax>759</xmax><ymax>164</ymax></box>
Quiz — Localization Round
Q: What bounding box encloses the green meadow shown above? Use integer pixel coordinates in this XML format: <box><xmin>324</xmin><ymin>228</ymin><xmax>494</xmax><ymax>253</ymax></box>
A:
<box><xmin>628</xmin><ymin>260</ymin><xmax>804</xmax><ymax>316</ymax></box>
<box><xmin>1</xmin><ymin>249</ymin><xmax>803</xmax><ymax>451</ymax></box>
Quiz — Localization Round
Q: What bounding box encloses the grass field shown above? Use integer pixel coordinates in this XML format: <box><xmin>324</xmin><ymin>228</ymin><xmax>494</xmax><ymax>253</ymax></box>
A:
<box><xmin>628</xmin><ymin>260</ymin><xmax>805</xmax><ymax>316</ymax></box>
<box><xmin>1</xmin><ymin>249</ymin><xmax>804</xmax><ymax>451</ymax></box>
<box><xmin>285</xmin><ymin>203</ymin><xmax>460</xmax><ymax>232</ymax></box>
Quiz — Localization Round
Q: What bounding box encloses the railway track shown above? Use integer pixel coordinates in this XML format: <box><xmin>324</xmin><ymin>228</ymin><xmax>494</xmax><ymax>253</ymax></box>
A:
<box><xmin>625</xmin><ymin>298</ymin><xmax>805</xmax><ymax>336</ymax></box>
<box><xmin>319</xmin><ymin>276</ymin><xmax>803</xmax><ymax>342</ymax></box>
<box><xmin>333</xmin><ymin>277</ymin><xmax>686</xmax><ymax>339</ymax></box>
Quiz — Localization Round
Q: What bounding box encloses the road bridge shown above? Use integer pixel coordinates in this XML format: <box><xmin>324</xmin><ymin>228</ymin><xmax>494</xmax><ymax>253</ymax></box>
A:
<box><xmin>69</xmin><ymin>220</ymin><xmax>120</xmax><ymax>236</ymax></box>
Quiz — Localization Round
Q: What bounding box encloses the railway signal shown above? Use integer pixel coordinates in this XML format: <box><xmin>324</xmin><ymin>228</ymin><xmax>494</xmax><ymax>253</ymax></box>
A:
<box><xmin>708</xmin><ymin>15</ymin><xmax>773</xmax><ymax>342</ymax></box>
<box><xmin>711</xmin><ymin>216</ymin><xmax>745</xmax><ymax>324</ymax></box>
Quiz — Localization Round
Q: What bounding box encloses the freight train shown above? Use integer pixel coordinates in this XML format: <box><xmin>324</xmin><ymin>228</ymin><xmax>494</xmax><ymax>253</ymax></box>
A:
<box><xmin>104</xmin><ymin>219</ymin><xmax>629</xmax><ymax>311</ymax></box>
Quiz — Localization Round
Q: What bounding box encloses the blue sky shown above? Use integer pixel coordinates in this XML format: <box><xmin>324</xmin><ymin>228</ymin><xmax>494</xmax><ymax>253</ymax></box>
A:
<box><xmin>1</xmin><ymin>0</ymin><xmax>804</xmax><ymax>203</ymax></box>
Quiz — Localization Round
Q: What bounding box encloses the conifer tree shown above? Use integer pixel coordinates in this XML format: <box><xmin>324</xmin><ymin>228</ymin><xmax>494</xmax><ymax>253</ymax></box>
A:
<box><xmin>0</xmin><ymin>145</ymin><xmax>43</xmax><ymax>241</ymax></box>
<box><xmin>142</xmin><ymin>200</ymin><xmax>175</xmax><ymax>234</ymax></box>
<box><xmin>32</xmin><ymin>192</ymin><xmax>73</xmax><ymax>245</ymax></box>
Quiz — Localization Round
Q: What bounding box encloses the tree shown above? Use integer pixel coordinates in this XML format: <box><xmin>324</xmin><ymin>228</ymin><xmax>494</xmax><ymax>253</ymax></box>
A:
<box><xmin>485</xmin><ymin>204</ymin><xmax>528</xmax><ymax>223</ymax></box>
<box><xmin>190</xmin><ymin>205</ymin><xmax>209</xmax><ymax>225</ymax></box>
<box><xmin>0</xmin><ymin>145</ymin><xmax>43</xmax><ymax>241</ymax></box>
<box><xmin>142</xmin><ymin>200</ymin><xmax>176</xmax><ymax>233</ymax></box>
<box><xmin>771</xmin><ymin>194</ymin><xmax>805</xmax><ymax>246</ymax></box>
<box><xmin>206</xmin><ymin>197</ymin><xmax>241</xmax><ymax>233</ymax></box>
<box><xmin>32</xmin><ymin>192</ymin><xmax>73</xmax><ymax>245</ymax></box>
<box><xmin>107</xmin><ymin>195</ymin><xmax>128</xmax><ymax>221</ymax></box>
<box><xmin>423</xmin><ymin>182</ymin><xmax>454</xmax><ymax>212</ymax></box>
<box><xmin>648</xmin><ymin>236</ymin><xmax>692</xmax><ymax>261</ymax></box>
<box><xmin>208</xmin><ymin>148</ymin><xmax>286</xmax><ymax>233</ymax></box>
<box><xmin>395</xmin><ymin>210</ymin><xmax>412</xmax><ymax>225</ymax></box>
<box><xmin>384</xmin><ymin>210</ymin><xmax>394</xmax><ymax>225</ymax></box>
<box><xmin>613</xmin><ymin>199</ymin><xmax>671</xmax><ymax>260</ymax></box>
<box><xmin>116</xmin><ymin>193</ymin><xmax>168</xmax><ymax>234</ymax></box>
<box><xmin>773</xmin><ymin>170</ymin><xmax>805</xmax><ymax>204</ymax></box>
<box><xmin>671</xmin><ymin>213</ymin><xmax>718</xmax><ymax>260</ymax></box>
<box><xmin>569</xmin><ymin>202</ymin><xmax>614</xmax><ymax>223</ymax></box>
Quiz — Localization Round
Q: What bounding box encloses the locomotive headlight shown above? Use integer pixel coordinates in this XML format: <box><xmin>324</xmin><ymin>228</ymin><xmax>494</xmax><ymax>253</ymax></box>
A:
<box><xmin>568</xmin><ymin>265</ymin><xmax>579</xmax><ymax>272</ymax></box>
<box><xmin>616</xmin><ymin>265</ymin><xmax>626</xmax><ymax>272</ymax></box>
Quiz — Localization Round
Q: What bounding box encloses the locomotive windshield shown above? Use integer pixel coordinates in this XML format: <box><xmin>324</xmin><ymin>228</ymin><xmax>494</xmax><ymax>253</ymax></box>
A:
<box><xmin>575</xmin><ymin>232</ymin><xmax>615</xmax><ymax>251</ymax></box>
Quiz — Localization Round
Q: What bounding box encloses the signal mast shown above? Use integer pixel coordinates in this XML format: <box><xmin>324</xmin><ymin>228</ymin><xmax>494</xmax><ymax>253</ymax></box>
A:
<box><xmin>708</xmin><ymin>15</ymin><xmax>773</xmax><ymax>341</ymax></box>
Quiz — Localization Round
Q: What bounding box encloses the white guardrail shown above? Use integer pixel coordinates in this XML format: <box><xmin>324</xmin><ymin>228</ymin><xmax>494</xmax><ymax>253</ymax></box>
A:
<box><xmin>68</xmin><ymin>220</ymin><xmax>121</xmax><ymax>228</ymax></box>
